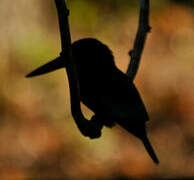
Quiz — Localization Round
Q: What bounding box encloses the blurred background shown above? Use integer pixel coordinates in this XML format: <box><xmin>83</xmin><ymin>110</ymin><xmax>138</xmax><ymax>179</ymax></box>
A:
<box><xmin>0</xmin><ymin>0</ymin><xmax>194</xmax><ymax>179</ymax></box>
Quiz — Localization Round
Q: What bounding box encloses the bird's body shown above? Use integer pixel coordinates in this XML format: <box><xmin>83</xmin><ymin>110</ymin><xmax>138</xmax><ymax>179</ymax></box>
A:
<box><xmin>73</xmin><ymin>39</ymin><xmax>149</xmax><ymax>137</ymax></box>
<box><xmin>81</xmin><ymin>67</ymin><xmax>148</xmax><ymax>135</ymax></box>
<box><xmin>26</xmin><ymin>38</ymin><xmax>159</xmax><ymax>164</ymax></box>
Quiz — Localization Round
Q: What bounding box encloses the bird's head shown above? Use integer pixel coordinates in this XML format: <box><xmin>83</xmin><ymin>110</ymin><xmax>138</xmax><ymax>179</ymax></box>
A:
<box><xmin>72</xmin><ymin>38</ymin><xmax>115</xmax><ymax>71</ymax></box>
<box><xmin>26</xmin><ymin>38</ymin><xmax>115</xmax><ymax>78</ymax></box>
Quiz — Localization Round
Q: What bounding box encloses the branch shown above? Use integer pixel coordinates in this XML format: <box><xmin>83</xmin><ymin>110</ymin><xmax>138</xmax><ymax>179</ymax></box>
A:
<box><xmin>54</xmin><ymin>0</ymin><xmax>101</xmax><ymax>138</ymax></box>
<box><xmin>126</xmin><ymin>0</ymin><xmax>151</xmax><ymax>81</ymax></box>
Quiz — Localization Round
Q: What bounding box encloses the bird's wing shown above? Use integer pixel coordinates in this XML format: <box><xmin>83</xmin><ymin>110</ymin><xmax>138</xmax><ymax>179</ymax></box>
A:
<box><xmin>82</xmin><ymin>67</ymin><xmax>149</xmax><ymax>121</ymax></box>
<box><xmin>94</xmin><ymin>93</ymin><xmax>148</xmax><ymax>121</ymax></box>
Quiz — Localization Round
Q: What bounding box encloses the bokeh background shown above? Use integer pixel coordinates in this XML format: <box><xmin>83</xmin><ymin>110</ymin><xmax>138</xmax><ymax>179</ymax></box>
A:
<box><xmin>0</xmin><ymin>0</ymin><xmax>194</xmax><ymax>179</ymax></box>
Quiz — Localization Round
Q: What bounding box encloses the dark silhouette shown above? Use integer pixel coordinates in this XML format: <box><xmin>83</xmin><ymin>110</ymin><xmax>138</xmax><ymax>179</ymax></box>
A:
<box><xmin>26</xmin><ymin>38</ymin><xmax>159</xmax><ymax>164</ymax></box>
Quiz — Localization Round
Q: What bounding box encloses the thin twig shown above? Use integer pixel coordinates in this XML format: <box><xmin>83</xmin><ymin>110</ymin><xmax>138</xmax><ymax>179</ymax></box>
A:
<box><xmin>126</xmin><ymin>0</ymin><xmax>151</xmax><ymax>81</ymax></box>
<box><xmin>54</xmin><ymin>0</ymin><xmax>98</xmax><ymax>138</ymax></box>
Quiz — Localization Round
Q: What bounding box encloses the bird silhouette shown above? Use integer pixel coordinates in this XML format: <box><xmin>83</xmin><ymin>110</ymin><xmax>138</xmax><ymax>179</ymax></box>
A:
<box><xmin>26</xmin><ymin>38</ymin><xmax>159</xmax><ymax>164</ymax></box>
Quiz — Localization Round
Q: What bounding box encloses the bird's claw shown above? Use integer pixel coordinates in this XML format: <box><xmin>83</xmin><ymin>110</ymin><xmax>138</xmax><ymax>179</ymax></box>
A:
<box><xmin>79</xmin><ymin>116</ymin><xmax>103</xmax><ymax>139</ymax></box>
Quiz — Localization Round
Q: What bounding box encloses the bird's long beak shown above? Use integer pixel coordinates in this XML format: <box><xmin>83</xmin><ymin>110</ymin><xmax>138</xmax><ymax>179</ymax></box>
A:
<box><xmin>26</xmin><ymin>56</ymin><xmax>65</xmax><ymax>78</ymax></box>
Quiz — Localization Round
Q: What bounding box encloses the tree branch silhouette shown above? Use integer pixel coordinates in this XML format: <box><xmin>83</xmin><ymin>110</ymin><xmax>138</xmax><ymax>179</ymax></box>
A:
<box><xmin>54</xmin><ymin>0</ymin><xmax>101</xmax><ymax>138</ymax></box>
<box><xmin>54</xmin><ymin>0</ymin><xmax>151</xmax><ymax>138</ymax></box>
<box><xmin>126</xmin><ymin>0</ymin><xmax>151</xmax><ymax>81</ymax></box>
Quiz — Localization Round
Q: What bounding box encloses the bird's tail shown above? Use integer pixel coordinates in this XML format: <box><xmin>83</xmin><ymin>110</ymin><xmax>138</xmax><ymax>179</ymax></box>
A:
<box><xmin>141</xmin><ymin>135</ymin><xmax>159</xmax><ymax>164</ymax></box>
<box><xmin>26</xmin><ymin>56</ymin><xmax>64</xmax><ymax>78</ymax></box>
<box><xmin>116</xmin><ymin>120</ymin><xmax>159</xmax><ymax>164</ymax></box>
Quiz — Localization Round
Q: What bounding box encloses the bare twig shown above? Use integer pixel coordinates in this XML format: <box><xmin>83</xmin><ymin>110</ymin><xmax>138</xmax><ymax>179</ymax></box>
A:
<box><xmin>126</xmin><ymin>0</ymin><xmax>151</xmax><ymax>81</ymax></box>
<box><xmin>54</xmin><ymin>0</ymin><xmax>100</xmax><ymax>138</ymax></box>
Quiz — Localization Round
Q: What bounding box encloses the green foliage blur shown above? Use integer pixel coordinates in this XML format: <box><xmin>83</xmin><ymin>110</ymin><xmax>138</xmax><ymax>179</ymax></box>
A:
<box><xmin>0</xmin><ymin>0</ymin><xmax>194</xmax><ymax>179</ymax></box>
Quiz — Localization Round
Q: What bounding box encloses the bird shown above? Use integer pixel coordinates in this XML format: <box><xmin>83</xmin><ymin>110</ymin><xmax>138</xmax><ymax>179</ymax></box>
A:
<box><xmin>26</xmin><ymin>38</ymin><xmax>159</xmax><ymax>164</ymax></box>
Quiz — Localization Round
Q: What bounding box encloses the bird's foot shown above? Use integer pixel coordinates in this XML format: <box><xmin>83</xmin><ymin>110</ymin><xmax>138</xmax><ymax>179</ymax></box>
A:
<box><xmin>78</xmin><ymin>116</ymin><xmax>103</xmax><ymax>139</ymax></box>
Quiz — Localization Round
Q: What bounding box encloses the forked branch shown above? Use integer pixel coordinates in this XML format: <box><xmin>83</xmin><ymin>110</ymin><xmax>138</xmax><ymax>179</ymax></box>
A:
<box><xmin>126</xmin><ymin>0</ymin><xmax>151</xmax><ymax>81</ymax></box>
<box><xmin>54</xmin><ymin>0</ymin><xmax>151</xmax><ymax>138</ymax></box>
